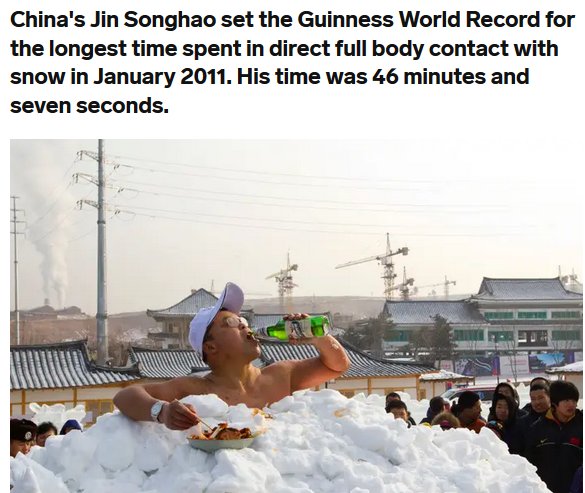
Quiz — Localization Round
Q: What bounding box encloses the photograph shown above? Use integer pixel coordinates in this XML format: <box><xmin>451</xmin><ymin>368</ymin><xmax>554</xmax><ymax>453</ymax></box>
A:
<box><xmin>9</xmin><ymin>138</ymin><xmax>583</xmax><ymax>492</ymax></box>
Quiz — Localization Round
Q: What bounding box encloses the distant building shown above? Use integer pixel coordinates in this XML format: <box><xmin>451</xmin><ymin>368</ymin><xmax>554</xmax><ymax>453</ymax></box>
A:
<box><xmin>383</xmin><ymin>277</ymin><xmax>583</xmax><ymax>363</ymax></box>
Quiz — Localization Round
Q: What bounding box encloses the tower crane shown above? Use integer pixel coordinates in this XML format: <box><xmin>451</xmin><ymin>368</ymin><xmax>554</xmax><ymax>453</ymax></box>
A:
<box><xmin>396</xmin><ymin>267</ymin><xmax>415</xmax><ymax>300</ymax></box>
<box><xmin>412</xmin><ymin>276</ymin><xmax>457</xmax><ymax>299</ymax></box>
<box><xmin>266</xmin><ymin>253</ymin><xmax>298</xmax><ymax>312</ymax></box>
<box><xmin>335</xmin><ymin>233</ymin><xmax>409</xmax><ymax>300</ymax></box>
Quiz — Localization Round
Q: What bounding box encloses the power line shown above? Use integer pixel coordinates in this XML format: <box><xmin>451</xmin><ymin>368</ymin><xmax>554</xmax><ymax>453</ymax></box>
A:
<box><xmin>106</xmin><ymin>152</ymin><xmax>559</xmax><ymax>187</ymax></box>
<box><xmin>110</xmin><ymin>202</ymin><xmax>540</xmax><ymax>231</ymax></box>
<box><xmin>92</xmin><ymin>159</ymin><xmax>432</xmax><ymax>193</ymax></box>
<box><xmin>112</xmin><ymin>208</ymin><xmax>527</xmax><ymax>238</ymax></box>
<box><xmin>109</xmin><ymin>178</ymin><xmax>507</xmax><ymax>214</ymax></box>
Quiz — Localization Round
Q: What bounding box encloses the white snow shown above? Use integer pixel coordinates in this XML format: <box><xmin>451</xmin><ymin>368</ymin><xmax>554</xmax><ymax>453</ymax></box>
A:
<box><xmin>419</xmin><ymin>370</ymin><xmax>472</xmax><ymax>381</ymax></box>
<box><xmin>12</xmin><ymin>390</ymin><xmax>551</xmax><ymax>493</ymax></box>
<box><xmin>29</xmin><ymin>403</ymin><xmax>86</xmax><ymax>432</ymax></box>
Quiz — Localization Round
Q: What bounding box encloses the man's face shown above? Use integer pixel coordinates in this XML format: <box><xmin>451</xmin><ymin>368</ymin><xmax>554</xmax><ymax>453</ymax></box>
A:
<box><xmin>36</xmin><ymin>430</ymin><xmax>55</xmax><ymax>447</ymax></box>
<box><xmin>461</xmin><ymin>400</ymin><xmax>482</xmax><ymax>423</ymax></box>
<box><xmin>10</xmin><ymin>439</ymin><xmax>33</xmax><ymax>457</ymax></box>
<box><xmin>205</xmin><ymin>311</ymin><xmax>260</xmax><ymax>362</ymax></box>
<box><xmin>530</xmin><ymin>389</ymin><xmax>551</xmax><ymax>414</ymax></box>
<box><xmin>555</xmin><ymin>399</ymin><xmax>577</xmax><ymax>422</ymax></box>
<box><xmin>390</xmin><ymin>408</ymin><xmax>408</xmax><ymax>423</ymax></box>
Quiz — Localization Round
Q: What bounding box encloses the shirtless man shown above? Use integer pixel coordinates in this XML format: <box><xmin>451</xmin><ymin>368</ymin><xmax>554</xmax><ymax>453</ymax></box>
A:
<box><xmin>113</xmin><ymin>282</ymin><xmax>351</xmax><ymax>430</ymax></box>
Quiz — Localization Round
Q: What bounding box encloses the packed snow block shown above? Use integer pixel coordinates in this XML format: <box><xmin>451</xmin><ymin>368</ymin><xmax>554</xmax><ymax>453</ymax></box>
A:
<box><xmin>180</xmin><ymin>393</ymin><xmax>229</xmax><ymax>417</ymax></box>
<box><xmin>10</xmin><ymin>453</ymin><xmax>68</xmax><ymax>493</ymax></box>
<box><xmin>11</xmin><ymin>390</ymin><xmax>552</xmax><ymax>493</ymax></box>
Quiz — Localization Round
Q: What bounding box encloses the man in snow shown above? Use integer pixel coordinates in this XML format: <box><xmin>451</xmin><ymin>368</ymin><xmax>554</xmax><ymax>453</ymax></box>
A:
<box><xmin>525</xmin><ymin>380</ymin><xmax>582</xmax><ymax>493</ymax></box>
<box><xmin>114</xmin><ymin>282</ymin><xmax>350</xmax><ymax>430</ymax></box>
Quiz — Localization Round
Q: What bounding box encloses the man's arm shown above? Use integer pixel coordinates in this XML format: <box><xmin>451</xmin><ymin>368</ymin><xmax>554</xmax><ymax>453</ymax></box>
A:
<box><xmin>289</xmin><ymin>335</ymin><xmax>350</xmax><ymax>392</ymax></box>
<box><xmin>113</xmin><ymin>376</ymin><xmax>204</xmax><ymax>430</ymax></box>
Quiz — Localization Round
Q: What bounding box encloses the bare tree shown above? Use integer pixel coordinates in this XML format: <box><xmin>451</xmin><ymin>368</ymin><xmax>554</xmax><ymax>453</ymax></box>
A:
<box><xmin>501</xmin><ymin>328</ymin><xmax>520</xmax><ymax>384</ymax></box>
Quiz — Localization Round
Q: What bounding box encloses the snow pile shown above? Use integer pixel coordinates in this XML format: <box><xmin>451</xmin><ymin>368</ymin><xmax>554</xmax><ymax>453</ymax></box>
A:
<box><xmin>12</xmin><ymin>390</ymin><xmax>549</xmax><ymax>493</ymax></box>
<box><xmin>29</xmin><ymin>403</ymin><xmax>86</xmax><ymax>432</ymax></box>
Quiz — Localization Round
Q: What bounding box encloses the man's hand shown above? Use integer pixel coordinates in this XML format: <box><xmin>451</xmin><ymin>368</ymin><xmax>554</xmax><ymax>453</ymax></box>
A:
<box><xmin>159</xmin><ymin>400</ymin><xmax>200</xmax><ymax>430</ymax></box>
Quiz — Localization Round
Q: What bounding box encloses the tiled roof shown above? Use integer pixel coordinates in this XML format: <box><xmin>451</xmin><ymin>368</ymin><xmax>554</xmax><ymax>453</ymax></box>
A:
<box><xmin>10</xmin><ymin>340</ymin><xmax>140</xmax><ymax>390</ymax></box>
<box><xmin>147</xmin><ymin>288</ymin><xmax>218</xmax><ymax>319</ymax></box>
<box><xmin>473</xmin><ymin>278</ymin><xmax>583</xmax><ymax>301</ymax></box>
<box><xmin>384</xmin><ymin>301</ymin><xmax>486</xmax><ymax>325</ymax></box>
<box><xmin>128</xmin><ymin>347</ymin><xmax>207</xmax><ymax>379</ymax></box>
<box><xmin>260</xmin><ymin>340</ymin><xmax>436</xmax><ymax>378</ymax></box>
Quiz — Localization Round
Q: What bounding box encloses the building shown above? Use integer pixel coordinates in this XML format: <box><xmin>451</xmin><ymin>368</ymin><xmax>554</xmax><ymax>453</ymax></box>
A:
<box><xmin>10</xmin><ymin>340</ymin><xmax>139</xmax><ymax>422</ymax></box>
<box><xmin>470</xmin><ymin>278</ymin><xmax>582</xmax><ymax>354</ymax></box>
<box><xmin>383</xmin><ymin>277</ymin><xmax>582</xmax><ymax>375</ymax></box>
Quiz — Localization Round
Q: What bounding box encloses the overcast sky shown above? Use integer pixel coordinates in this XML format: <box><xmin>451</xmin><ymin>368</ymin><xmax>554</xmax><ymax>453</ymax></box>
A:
<box><xmin>9</xmin><ymin>139</ymin><xmax>582</xmax><ymax>314</ymax></box>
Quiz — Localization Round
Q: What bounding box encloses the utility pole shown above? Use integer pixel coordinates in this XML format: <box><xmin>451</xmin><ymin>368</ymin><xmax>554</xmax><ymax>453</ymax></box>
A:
<box><xmin>96</xmin><ymin>140</ymin><xmax>108</xmax><ymax>364</ymax></box>
<box><xmin>11</xmin><ymin>196</ymin><xmax>25</xmax><ymax>345</ymax></box>
<box><xmin>78</xmin><ymin>141</ymin><xmax>109</xmax><ymax>364</ymax></box>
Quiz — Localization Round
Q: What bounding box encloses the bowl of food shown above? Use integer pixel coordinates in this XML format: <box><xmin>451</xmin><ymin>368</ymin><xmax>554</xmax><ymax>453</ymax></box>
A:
<box><xmin>188</xmin><ymin>423</ymin><xmax>260</xmax><ymax>452</ymax></box>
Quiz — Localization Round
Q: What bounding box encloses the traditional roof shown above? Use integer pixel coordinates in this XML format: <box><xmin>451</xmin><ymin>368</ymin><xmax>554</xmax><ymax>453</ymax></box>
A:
<box><xmin>545</xmin><ymin>360</ymin><xmax>583</xmax><ymax>374</ymax></box>
<box><xmin>146</xmin><ymin>288</ymin><xmax>218</xmax><ymax>320</ymax></box>
<box><xmin>10</xmin><ymin>340</ymin><xmax>140</xmax><ymax>390</ymax></box>
<box><xmin>419</xmin><ymin>369</ymin><xmax>474</xmax><ymax>381</ymax></box>
<box><xmin>383</xmin><ymin>301</ymin><xmax>486</xmax><ymax>325</ymax></box>
<box><xmin>128</xmin><ymin>346</ymin><xmax>207</xmax><ymax>379</ymax></box>
<box><xmin>472</xmin><ymin>278</ymin><xmax>583</xmax><ymax>302</ymax></box>
<box><xmin>259</xmin><ymin>340</ymin><xmax>436</xmax><ymax>378</ymax></box>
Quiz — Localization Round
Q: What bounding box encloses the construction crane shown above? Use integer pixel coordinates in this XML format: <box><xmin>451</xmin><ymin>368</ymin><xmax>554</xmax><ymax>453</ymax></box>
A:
<box><xmin>335</xmin><ymin>233</ymin><xmax>409</xmax><ymax>300</ymax></box>
<box><xmin>412</xmin><ymin>276</ymin><xmax>457</xmax><ymax>299</ymax></box>
<box><xmin>396</xmin><ymin>267</ymin><xmax>415</xmax><ymax>300</ymax></box>
<box><xmin>266</xmin><ymin>253</ymin><xmax>298</xmax><ymax>312</ymax></box>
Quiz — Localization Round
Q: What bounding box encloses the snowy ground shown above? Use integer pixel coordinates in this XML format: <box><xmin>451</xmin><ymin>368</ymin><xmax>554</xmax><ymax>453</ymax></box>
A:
<box><xmin>11</xmin><ymin>390</ymin><xmax>551</xmax><ymax>493</ymax></box>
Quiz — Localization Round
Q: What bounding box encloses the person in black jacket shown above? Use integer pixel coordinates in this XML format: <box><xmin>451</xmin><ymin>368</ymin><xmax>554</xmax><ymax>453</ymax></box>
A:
<box><xmin>525</xmin><ymin>380</ymin><xmax>582</xmax><ymax>493</ymax></box>
<box><xmin>491</xmin><ymin>382</ymin><xmax>528</xmax><ymax>419</ymax></box>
